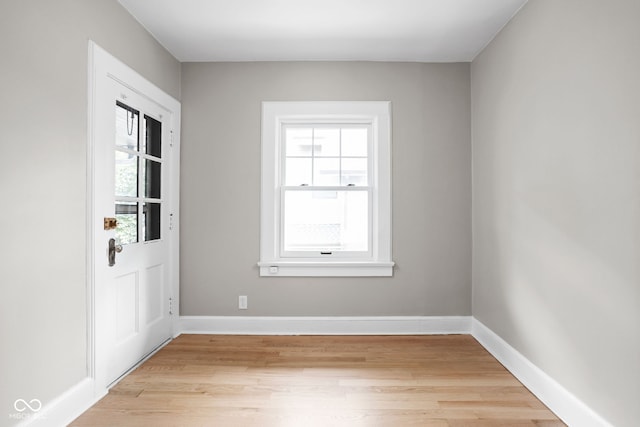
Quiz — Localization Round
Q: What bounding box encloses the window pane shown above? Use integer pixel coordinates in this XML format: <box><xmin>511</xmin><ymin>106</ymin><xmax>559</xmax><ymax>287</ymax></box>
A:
<box><xmin>341</xmin><ymin>158</ymin><xmax>368</xmax><ymax>186</ymax></box>
<box><xmin>142</xmin><ymin>159</ymin><xmax>161</xmax><ymax>199</ymax></box>
<box><xmin>341</xmin><ymin>128</ymin><xmax>368</xmax><ymax>157</ymax></box>
<box><xmin>115</xmin><ymin>202</ymin><xmax>138</xmax><ymax>245</ymax></box>
<box><xmin>285</xmin><ymin>158</ymin><xmax>312</xmax><ymax>186</ymax></box>
<box><xmin>143</xmin><ymin>115</ymin><xmax>162</xmax><ymax>158</ymax></box>
<box><xmin>285</xmin><ymin>128</ymin><xmax>313</xmax><ymax>156</ymax></box>
<box><xmin>115</xmin><ymin>150</ymin><xmax>138</xmax><ymax>197</ymax></box>
<box><xmin>313</xmin><ymin>158</ymin><xmax>340</xmax><ymax>186</ymax></box>
<box><xmin>283</xmin><ymin>190</ymin><xmax>368</xmax><ymax>252</ymax></box>
<box><xmin>115</xmin><ymin>102</ymin><xmax>139</xmax><ymax>151</ymax></box>
<box><xmin>313</xmin><ymin>128</ymin><xmax>340</xmax><ymax>157</ymax></box>
<box><xmin>143</xmin><ymin>203</ymin><xmax>161</xmax><ymax>241</ymax></box>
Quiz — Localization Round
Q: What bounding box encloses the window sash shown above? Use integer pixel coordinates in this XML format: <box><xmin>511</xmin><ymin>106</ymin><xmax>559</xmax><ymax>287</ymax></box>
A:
<box><xmin>281</xmin><ymin>123</ymin><xmax>372</xmax><ymax>188</ymax></box>
<box><xmin>279</xmin><ymin>186</ymin><xmax>373</xmax><ymax>259</ymax></box>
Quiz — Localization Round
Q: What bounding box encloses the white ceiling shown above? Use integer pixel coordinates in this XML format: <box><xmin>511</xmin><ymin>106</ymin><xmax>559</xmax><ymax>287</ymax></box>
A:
<box><xmin>118</xmin><ymin>0</ymin><xmax>528</xmax><ymax>62</ymax></box>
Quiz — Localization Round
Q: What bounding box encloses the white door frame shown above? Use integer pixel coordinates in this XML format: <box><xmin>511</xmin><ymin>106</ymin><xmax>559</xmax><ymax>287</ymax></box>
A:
<box><xmin>87</xmin><ymin>41</ymin><xmax>181</xmax><ymax>392</ymax></box>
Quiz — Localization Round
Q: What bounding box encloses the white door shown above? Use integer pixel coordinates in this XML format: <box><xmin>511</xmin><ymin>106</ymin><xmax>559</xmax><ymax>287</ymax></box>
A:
<box><xmin>89</xmin><ymin>43</ymin><xmax>180</xmax><ymax>389</ymax></box>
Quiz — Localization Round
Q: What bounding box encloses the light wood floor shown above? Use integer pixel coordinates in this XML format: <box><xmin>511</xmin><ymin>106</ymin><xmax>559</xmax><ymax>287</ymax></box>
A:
<box><xmin>71</xmin><ymin>335</ymin><xmax>565</xmax><ymax>426</ymax></box>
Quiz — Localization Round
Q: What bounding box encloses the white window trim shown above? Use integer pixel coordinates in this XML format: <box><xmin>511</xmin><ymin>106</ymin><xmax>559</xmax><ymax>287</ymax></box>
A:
<box><xmin>259</xmin><ymin>101</ymin><xmax>394</xmax><ymax>277</ymax></box>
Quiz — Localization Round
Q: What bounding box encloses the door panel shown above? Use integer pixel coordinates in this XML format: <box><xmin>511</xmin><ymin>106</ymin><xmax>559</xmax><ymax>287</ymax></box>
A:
<box><xmin>115</xmin><ymin>272</ymin><xmax>138</xmax><ymax>342</ymax></box>
<box><xmin>144</xmin><ymin>265</ymin><xmax>164</xmax><ymax>325</ymax></box>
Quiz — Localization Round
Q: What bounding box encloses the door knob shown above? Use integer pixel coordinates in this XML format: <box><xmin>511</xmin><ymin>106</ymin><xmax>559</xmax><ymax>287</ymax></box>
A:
<box><xmin>108</xmin><ymin>238</ymin><xmax>123</xmax><ymax>267</ymax></box>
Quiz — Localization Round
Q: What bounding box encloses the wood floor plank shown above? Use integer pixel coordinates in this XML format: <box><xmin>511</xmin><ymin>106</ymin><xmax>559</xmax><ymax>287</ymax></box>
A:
<box><xmin>71</xmin><ymin>335</ymin><xmax>565</xmax><ymax>426</ymax></box>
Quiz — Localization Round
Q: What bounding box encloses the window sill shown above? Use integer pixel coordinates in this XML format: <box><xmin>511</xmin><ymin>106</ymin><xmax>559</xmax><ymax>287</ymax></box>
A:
<box><xmin>258</xmin><ymin>261</ymin><xmax>395</xmax><ymax>277</ymax></box>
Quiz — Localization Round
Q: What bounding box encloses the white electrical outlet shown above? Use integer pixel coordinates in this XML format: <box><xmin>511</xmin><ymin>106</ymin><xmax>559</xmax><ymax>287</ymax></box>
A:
<box><xmin>238</xmin><ymin>295</ymin><xmax>248</xmax><ymax>310</ymax></box>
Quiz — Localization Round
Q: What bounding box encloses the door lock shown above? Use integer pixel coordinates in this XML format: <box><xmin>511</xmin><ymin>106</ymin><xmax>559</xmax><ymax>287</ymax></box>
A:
<box><xmin>108</xmin><ymin>238</ymin><xmax>123</xmax><ymax>267</ymax></box>
<box><xmin>104</xmin><ymin>217</ymin><xmax>117</xmax><ymax>230</ymax></box>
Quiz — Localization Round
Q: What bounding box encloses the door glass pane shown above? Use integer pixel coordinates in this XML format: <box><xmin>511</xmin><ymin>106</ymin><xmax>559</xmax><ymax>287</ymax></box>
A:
<box><xmin>142</xmin><ymin>159</ymin><xmax>161</xmax><ymax>199</ymax></box>
<box><xmin>115</xmin><ymin>102</ymin><xmax>139</xmax><ymax>151</ymax></box>
<box><xmin>115</xmin><ymin>203</ymin><xmax>138</xmax><ymax>245</ymax></box>
<box><xmin>115</xmin><ymin>102</ymin><xmax>163</xmax><ymax>244</ymax></box>
<box><xmin>115</xmin><ymin>150</ymin><xmax>138</xmax><ymax>197</ymax></box>
<box><xmin>283</xmin><ymin>190</ymin><xmax>368</xmax><ymax>252</ymax></box>
<box><xmin>143</xmin><ymin>115</ymin><xmax>162</xmax><ymax>158</ymax></box>
<box><xmin>143</xmin><ymin>202</ymin><xmax>161</xmax><ymax>241</ymax></box>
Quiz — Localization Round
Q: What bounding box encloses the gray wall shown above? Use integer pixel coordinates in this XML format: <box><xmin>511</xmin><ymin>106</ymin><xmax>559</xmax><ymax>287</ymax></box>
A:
<box><xmin>471</xmin><ymin>1</ymin><xmax>640</xmax><ymax>425</ymax></box>
<box><xmin>0</xmin><ymin>1</ymin><xmax>180</xmax><ymax>425</ymax></box>
<box><xmin>180</xmin><ymin>62</ymin><xmax>471</xmax><ymax>316</ymax></box>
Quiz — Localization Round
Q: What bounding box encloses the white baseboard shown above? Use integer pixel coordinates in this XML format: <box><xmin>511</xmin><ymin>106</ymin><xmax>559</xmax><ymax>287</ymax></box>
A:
<box><xmin>179</xmin><ymin>315</ymin><xmax>472</xmax><ymax>335</ymax></box>
<box><xmin>14</xmin><ymin>377</ymin><xmax>106</xmax><ymax>427</ymax></box>
<box><xmin>471</xmin><ymin>319</ymin><xmax>613</xmax><ymax>427</ymax></box>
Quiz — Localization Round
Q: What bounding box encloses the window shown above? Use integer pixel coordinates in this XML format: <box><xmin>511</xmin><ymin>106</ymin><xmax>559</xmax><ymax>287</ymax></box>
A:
<box><xmin>259</xmin><ymin>102</ymin><xmax>394</xmax><ymax>276</ymax></box>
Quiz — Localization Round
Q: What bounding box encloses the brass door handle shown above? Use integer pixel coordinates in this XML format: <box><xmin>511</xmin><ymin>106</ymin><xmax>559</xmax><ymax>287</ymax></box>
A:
<box><xmin>108</xmin><ymin>238</ymin><xmax>123</xmax><ymax>267</ymax></box>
